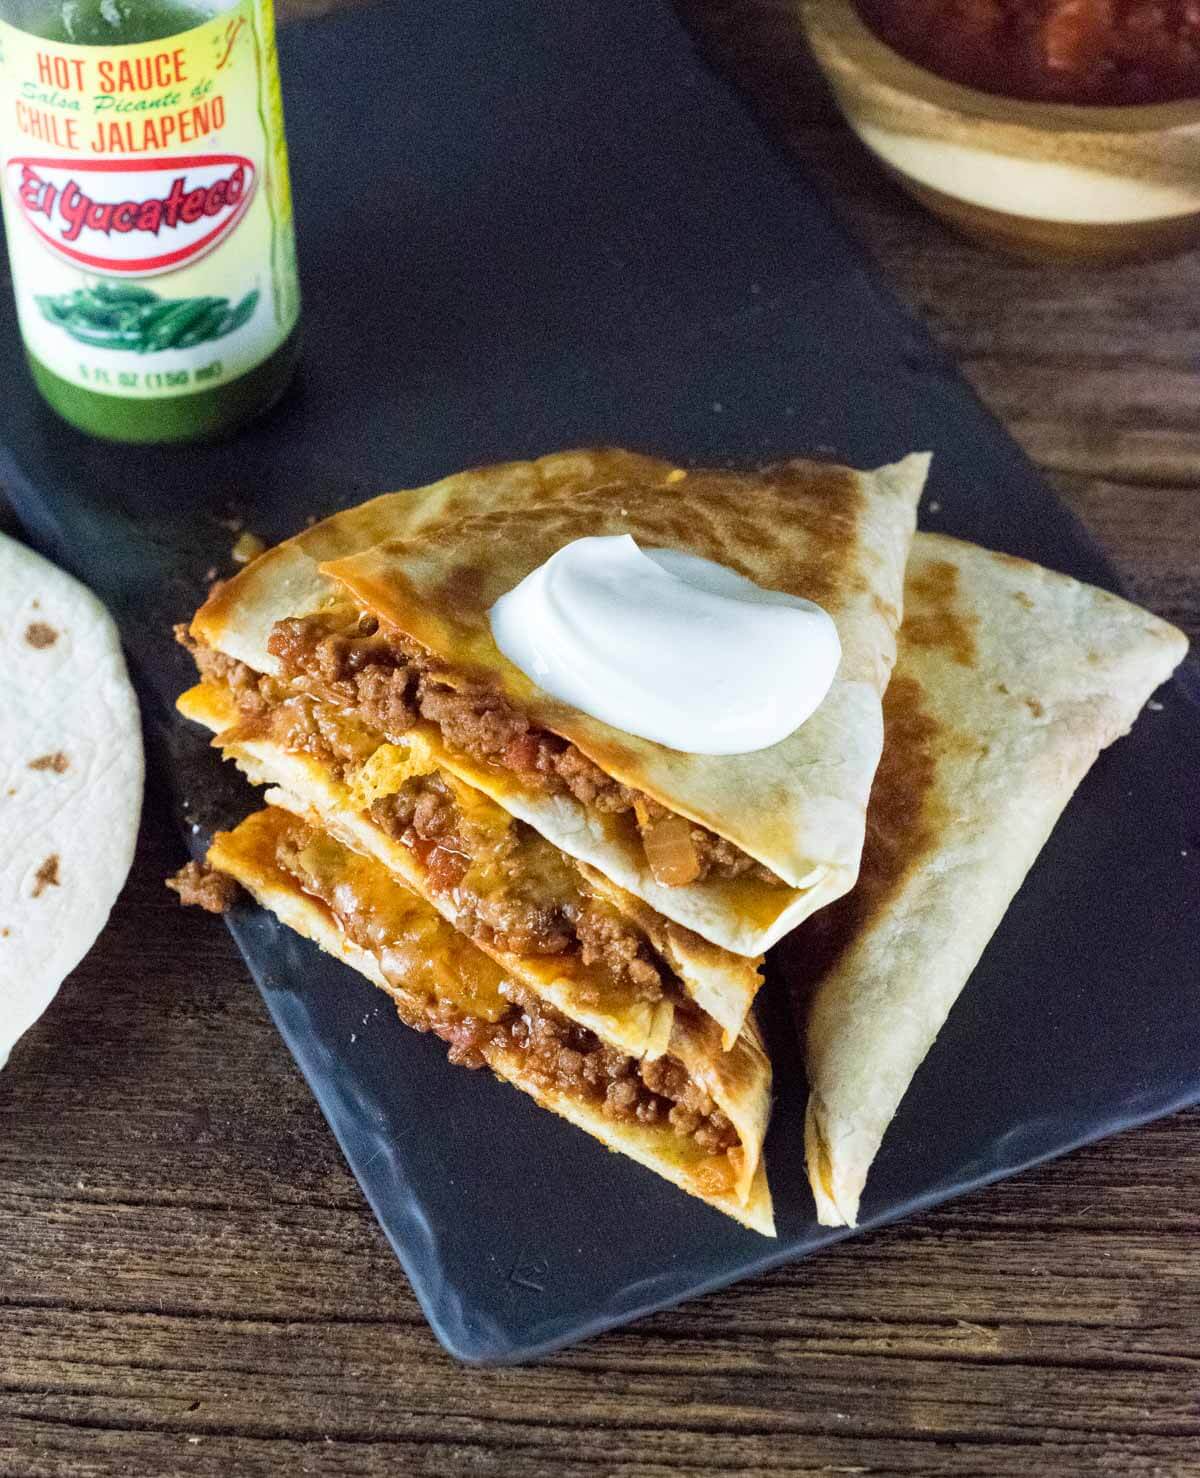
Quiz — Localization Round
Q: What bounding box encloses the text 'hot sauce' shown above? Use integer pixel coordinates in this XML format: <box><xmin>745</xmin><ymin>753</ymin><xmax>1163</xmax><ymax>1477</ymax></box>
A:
<box><xmin>0</xmin><ymin>0</ymin><xmax>301</xmax><ymax>442</ymax></box>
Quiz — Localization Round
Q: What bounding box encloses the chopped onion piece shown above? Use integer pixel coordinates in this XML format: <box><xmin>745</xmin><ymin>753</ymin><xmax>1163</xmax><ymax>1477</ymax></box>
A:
<box><xmin>642</xmin><ymin>815</ymin><xmax>701</xmax><ymax>887</ymax></box>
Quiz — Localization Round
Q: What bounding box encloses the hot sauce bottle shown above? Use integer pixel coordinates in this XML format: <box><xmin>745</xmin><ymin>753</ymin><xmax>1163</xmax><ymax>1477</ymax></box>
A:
<box><xmin>0</xmin><ymin>0</ymin><xmax>301</xmax><ymax>442</ymax></box>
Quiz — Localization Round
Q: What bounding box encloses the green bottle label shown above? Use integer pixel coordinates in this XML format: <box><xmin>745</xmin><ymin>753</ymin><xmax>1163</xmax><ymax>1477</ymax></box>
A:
<box><xmin>0</xmin><ymin>0</ymin><xmax>299</xmax><ymax>400</ymax></box>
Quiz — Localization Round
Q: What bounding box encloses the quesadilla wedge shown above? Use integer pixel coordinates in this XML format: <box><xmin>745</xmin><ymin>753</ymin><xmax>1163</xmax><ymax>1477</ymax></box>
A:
<box><xmin>203</xmin><ymin>804</ymin><xmax>775</xmax><ymax>1234</ymax></box>
<box><xmin>178</xmin><ymin>678</ymin><xmax>762</xmax><ymax>1055</ymax></box>
<box><xmin>185</xmin><ymin>447</ymin><xmax>928</xmax><ymax>966</ymax></box>
<box><xmin>799</xmin><ymin>533</ymin><xmax>1189</xmax><ymax>1228</ymax></box>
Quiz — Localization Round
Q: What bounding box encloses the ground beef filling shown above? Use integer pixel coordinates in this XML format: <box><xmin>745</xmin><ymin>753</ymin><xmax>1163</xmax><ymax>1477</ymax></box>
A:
<box><xmin>176</xmin><ymin>624</ymin><xmax>379</xmax><ymax>771</ymax></box>
<box><xmin>367</xmin><ymin>778</ymin><xmax>666</xmax><ymax>1002</ymax></box>
<box><xmin>175</xmin><ymin>623</ymin><xmax>673</xmax><ymax>1005</ymax></box>
<box><xmin>178</xmin><ymin>630</ymin><xmax>276</xmax><ymax>718</ymax></box>
<box><xmin>176</xmin><ymin>625</ymin><xmax>672</xmax><ymax>1004</ymax></box>
<box><xmin>267</xmin><ymin>828</ymin><xmax>739</xmax><ymax>1157</ymax></box>
<box><xmin>168</xmin><ymin>860</ymin><xmax>241</xmax><ymax>913</ymax></box>
<box><xmin>466</xmin><ymin>984</ymin><xmax>739</xmax><ymax>1157</ymax></box>
<box><xmin>260</xmin><ymin>610</ymin><xmax>782</xmax><ymax>889</ymax></box>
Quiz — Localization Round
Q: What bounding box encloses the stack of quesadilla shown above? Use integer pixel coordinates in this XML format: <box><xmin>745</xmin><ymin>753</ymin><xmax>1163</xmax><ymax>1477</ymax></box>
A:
<box><xmin>175</xmin><ymin>448</ymin><xmax>929</xmax><ymax>1235</ymax></box>
<box><xmin>175</xmin><ymin>445</ymin><xmax>1186</xmax><ymax>1239</ymax></box>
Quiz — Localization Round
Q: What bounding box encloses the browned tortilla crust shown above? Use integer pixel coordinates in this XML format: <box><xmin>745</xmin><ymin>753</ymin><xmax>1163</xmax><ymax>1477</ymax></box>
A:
<box><xmin>798</xmin><ymin>533</ymin><xmax>1189</xmax><ymax>1228</ymax></box>
<box><xmin>187</xmin><ymin>447</ymin><xmax>927</xmax><ymax>957</ymax></box>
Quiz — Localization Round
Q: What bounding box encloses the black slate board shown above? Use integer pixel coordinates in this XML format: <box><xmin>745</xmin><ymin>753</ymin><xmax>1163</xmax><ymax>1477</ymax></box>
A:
<box><xmin>3</xmin><ymin>0</ymin><xmax>1198</xmax><ymax>1364</ymax></box>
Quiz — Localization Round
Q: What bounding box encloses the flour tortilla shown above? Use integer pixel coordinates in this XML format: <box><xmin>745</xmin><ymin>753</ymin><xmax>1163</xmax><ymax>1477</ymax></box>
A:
<box><xmin>0</xmin><ymin>534</ymin><xmax>143</xmax><ymax>1068</ymax></box>
<box><xmin>800</xmin><ymin>533</ymin><xmax>1189</xmax><ymax>1227</ymax></box>
<box><xmin>208</xmin><ymin>805</ymin><xmax>775</xmax><ymax>1235</ymax></box>
<box><xmin>191</xmin><ymin>448</ymin><xmax>927</xmax><ymax>957</ymax></box>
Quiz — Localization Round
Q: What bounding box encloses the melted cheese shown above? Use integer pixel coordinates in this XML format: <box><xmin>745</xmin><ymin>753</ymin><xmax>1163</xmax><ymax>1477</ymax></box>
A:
<box><xmin>289</xmin><ymin>827</ymin><xmax>509</xmax><ymax>1022</ymax></box>
<box><xmin>348</xmin><ymin>733</ymin><xmax>440</xmax><ymax>809</ymax></box>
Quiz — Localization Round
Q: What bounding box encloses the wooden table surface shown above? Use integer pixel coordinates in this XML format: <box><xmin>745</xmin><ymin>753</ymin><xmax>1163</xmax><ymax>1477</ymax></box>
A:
<box><xmin>3</xmin><ymin>3</ymin><xmax>1198</xmax><ymax>1474</ymax></box>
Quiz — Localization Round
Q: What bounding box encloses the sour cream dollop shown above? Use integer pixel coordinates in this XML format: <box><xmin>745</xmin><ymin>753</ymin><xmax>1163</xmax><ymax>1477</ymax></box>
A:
<box><xmin>488</xmin><ymin>535</ymin><xmax>841</xmax><ymax>756</ymax></box>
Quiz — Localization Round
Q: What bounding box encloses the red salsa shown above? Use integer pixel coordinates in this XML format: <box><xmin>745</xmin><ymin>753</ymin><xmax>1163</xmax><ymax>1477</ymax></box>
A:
<box><xmin>856</xmin><ymin>0</ymin><xmax>1200</xmax><ymax>106</ymax></box>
